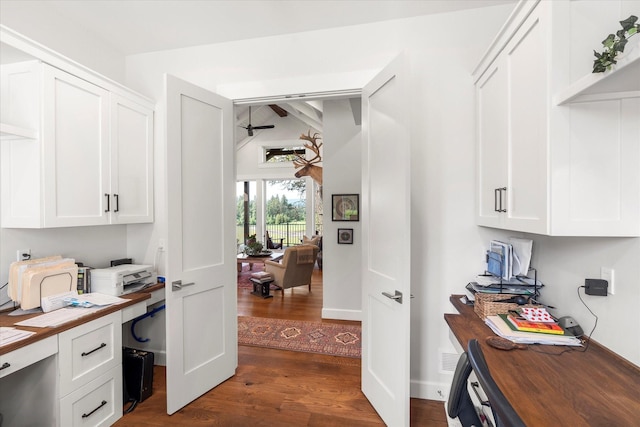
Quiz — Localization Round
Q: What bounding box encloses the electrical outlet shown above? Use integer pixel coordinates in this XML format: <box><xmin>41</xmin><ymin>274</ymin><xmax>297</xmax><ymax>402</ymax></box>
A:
<box><xmin>601</xmin><ymin>267</ymin><xmax>615</xmax><ymax>295</ymax></box>
<box><xmin>16</xmin><ymin>249</ymin><xmax>31</xmax><ymax>261</ymax></box>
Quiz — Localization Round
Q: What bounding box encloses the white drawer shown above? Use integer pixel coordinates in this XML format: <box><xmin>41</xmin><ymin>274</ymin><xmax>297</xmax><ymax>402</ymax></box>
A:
<box><xmin>59</xmin><ymin>311</ymin><xmax>122</xmax><ymax>396</ymax></box>
<box><xmin>0</xmin><ymin>335</ymin><xmax>57</xmax><ymax>379</ymax></box>
<box><xmin>60</xmin><ymin>366</ymin><xmax>123</xmax><ymax>427</ymax></box>
<box><xmin>121</xmin><ymin>300</ymin><xmax>146</xmax><ymax>323</ymax></box>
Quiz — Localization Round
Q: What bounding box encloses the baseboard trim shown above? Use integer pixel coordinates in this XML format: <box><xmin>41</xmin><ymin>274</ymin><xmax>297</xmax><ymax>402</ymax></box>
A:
<box><xmin>150</xmin><ymin>350</ymin><xmax>166</xmax><ymax>366</ymax></box>
<box><xmin>410</xmin><ymin>378</ymin><xmax>449</xmax><ymax>401</ymax></box>
<box><xmin>321</xmin><ymin>308</ymin><xmax>362</xmax><ymax>321</ymax></box>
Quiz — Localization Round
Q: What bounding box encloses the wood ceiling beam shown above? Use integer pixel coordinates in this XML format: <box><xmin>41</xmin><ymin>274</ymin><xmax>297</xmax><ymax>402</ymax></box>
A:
<box><xmin>269</xmin><ymin>104</ymin><xmax>288</xmax><ymax>117</ymax></box>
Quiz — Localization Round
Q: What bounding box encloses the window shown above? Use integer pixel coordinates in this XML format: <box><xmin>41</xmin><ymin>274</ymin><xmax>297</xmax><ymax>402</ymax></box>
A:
<box><xmin>263</xmin><ymin>146</ymin><xmax>306</xmax><ymax>163</ymax></box>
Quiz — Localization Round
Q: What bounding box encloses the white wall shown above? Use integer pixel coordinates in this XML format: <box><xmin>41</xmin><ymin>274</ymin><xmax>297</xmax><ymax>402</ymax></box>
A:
<box><xmin>0</xmin><ymin>2</ymin><xmax>126</xmax><ymax>82</ymax></box>
<box><xmin>0</xmin><ymin>226</ymin><xmax>128</xmax><ymax>308</ymax></box>
<box><xmin>322</xmin><ymin>99</ymin><xmax>362</xmax><ymax>321</ymax></box>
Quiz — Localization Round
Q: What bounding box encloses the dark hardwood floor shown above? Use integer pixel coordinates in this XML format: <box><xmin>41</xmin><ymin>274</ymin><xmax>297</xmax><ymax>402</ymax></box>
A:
<box><xmin>115</xmin><ymin>266</ymin><xmax>448</xmax><ymax>426</ymax></box>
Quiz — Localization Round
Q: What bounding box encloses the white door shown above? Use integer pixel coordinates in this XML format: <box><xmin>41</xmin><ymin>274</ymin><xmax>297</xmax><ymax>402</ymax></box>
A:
<box><xmin>165</xmin><ymin>75</ymin><xmax>237</xmax><ymax>414</ymax></box>
<box><xmin>361</xmin><ymin>55</ymin><xmax>411</xmax><ymax>426</ymax></box>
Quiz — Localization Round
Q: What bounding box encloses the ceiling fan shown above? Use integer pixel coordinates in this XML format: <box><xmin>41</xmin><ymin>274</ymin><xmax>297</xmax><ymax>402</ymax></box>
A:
<box><xmin>240</xmin><ymin>106</ymin><xmax>275</xmax><ymax>136</ymax></box>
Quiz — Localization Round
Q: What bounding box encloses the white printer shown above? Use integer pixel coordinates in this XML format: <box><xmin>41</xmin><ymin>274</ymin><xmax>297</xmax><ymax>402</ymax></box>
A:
<box><xmin>90</xmin><ymin>264</ymin><xmax>157</xmax><ymax>296</ymax></box>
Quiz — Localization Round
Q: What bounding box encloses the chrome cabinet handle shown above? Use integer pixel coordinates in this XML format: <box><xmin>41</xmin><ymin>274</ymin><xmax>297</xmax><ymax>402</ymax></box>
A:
<box><xmin>382</xmin><ymin>290</ymin><xmax>403</xmax><ymax>304</ymax></box>
<box><xmin>81</xmin><ymin>342</ymin><xmax>106</xmax><ymax>357</ymax></box>
<box><xmin>498</xmin><ymin>187</ymin><xmax>507</xmax><ymax>212</ymax></box>
<box><xmin>172</xmin><ymin>280</ymin><xmax>196</xmax><ymax>291</ymax></box>
<box><xmin>494</xmin><ymin>187</ymin><xmax>507</xmax><ymax>212</ymax></box>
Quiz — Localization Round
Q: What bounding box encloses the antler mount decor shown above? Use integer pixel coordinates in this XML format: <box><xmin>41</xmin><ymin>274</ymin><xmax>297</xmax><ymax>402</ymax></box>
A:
<box><xmin>293</xmin><ymin>130</ymin><xmax>323</xmax><ymax>185</ymax></box>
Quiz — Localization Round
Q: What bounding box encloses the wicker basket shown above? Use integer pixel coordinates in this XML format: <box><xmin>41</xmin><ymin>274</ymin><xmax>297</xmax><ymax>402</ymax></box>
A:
<box><xmin>474</xmin><ymin>293</ymin><xmax>535</xmax><ymax>319</ymax></box>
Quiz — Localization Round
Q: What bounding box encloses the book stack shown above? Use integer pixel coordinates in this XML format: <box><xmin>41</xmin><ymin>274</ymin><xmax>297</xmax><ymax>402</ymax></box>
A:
<box><xmin>484</xmin><ymin>307</ymin><xmax>582</xmax><ymax>346</ymax></box>
<box><xmin>499</xmin><ymin>313</ymin><xmax>565</xmax><ymax>335</ymax></box>
<box><xmin>250</xmin><ymin>271</ymin><xmax>273</xmax><ymax>283</ymax></box>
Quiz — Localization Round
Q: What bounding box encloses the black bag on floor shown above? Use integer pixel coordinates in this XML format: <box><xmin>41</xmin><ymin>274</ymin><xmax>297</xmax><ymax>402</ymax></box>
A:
<box><xmin>123</xmin><ymin>347</ymin><xmax>154</xmax><ymax>412</ymax></box>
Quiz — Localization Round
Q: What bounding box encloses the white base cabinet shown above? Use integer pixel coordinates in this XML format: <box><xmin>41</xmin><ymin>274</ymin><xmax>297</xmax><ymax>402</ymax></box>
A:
<box><xmin>0</xmin><ymin>310</ymin><xmax>129</xmax><ymax>427</ymax></box>
<box><xmin>1</xmin><ymin>60</ymin><xmax>154</xmax><ymax>228</ymax></box>
<box><xmin>59</xmin><ymin>365</ymin><xmax>123</xmax><ymax>427</ymax></box>
<box><xmin>474</xmin><ymin>0</ymin><xmax>640</xmax><ymax>236</ymax></box>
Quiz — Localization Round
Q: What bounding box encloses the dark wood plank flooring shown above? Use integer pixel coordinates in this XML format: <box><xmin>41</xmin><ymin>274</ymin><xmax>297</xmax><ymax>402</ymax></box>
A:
<box><xmin>115</xmin><ymin>266</ymin><xmax>448</xmax><ymax>426</ymax></box>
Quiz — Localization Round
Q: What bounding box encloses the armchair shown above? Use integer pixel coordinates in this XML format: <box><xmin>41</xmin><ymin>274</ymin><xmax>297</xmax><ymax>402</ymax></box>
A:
<box><xmin>265</xmin><ymin>245</ymin><xmax>319</xmax><ymax>293</ymax></box>
<box><xmin>265</xmin><ymin>231</ymin><xmax>283</xmax><ymax>250</ymax></box>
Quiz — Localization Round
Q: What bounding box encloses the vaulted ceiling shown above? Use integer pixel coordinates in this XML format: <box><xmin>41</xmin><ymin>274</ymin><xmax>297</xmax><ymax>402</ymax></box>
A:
<box><xmin>235</xmin><ymin>102</ymin><xmax>325</xmax><ymax>144</ymax></box>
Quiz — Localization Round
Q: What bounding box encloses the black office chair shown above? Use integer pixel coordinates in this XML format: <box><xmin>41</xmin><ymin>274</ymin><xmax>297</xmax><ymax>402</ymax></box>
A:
<box><xmin>447</xmin><ymin>351</ymin><xmax>482</xmax><ymax>426</ymax></box>
<box><xmin>467</xmin><ymin>339</ymin><xmax>526</xmax><ymax>427</ymax></box>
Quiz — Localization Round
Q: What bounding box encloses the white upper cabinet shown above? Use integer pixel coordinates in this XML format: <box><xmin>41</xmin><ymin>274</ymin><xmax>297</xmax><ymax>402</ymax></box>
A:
<box><xmin>474</xmin><ymin>0</ymin><xmax>640</xmax><ymax>236</ymax></box>
<box><xmin>1</xmin><ymin>61</ymin><xmax>154</xmax><ymax>228</ymax></box>
<box><xmin>110</xmin><ymin>94</ymin><xmax>154</xmax><ymax>224</ymax></box>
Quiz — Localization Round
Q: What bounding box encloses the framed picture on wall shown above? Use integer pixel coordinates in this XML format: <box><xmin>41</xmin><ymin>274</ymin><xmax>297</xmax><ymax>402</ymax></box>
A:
<box><xmin>332</xmin><ymin>194</ymin><xmax>359</xmax><ymax>221</ymax></box>
<box><xmin>337</xmin><ymin>228</ymin><xmax>354</xmax><ymax>244</ymax></box>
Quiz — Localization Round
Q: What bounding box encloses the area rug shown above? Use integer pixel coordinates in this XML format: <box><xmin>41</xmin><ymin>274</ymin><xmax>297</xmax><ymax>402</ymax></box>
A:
<box><xmin>238</xmin><ymin>316</ymin><xmax>361</xmax><ymax>358</ymax></box>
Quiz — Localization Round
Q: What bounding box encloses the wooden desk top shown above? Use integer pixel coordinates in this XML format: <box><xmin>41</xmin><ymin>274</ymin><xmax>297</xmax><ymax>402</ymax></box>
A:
<box><xmin>446</xmin><ymin>295</ymin><xmax>640</xmax><ymax>426</ymax></box>
<box><xmin>0</xmin><ymin>284</ymin><xmax>165</xmax><ymax>356</ymax></box>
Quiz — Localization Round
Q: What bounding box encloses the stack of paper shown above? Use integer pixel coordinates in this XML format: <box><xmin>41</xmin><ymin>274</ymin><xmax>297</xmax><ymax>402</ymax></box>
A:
<box><xmin>467</xmin><ymin>279</ymin><xmax>542</xmax><ymax>296</ymax></box>
<box><xmin>0</xmin><ymin>327</ymin><xmax>35</xmax><ymax>347</ymax></box>
<box><xmin>486</xmin><ymin>238</ymin><xmax>534</xmax><ymax>280</ymax></box>
<box><xmin>485</xmin><ymin>315</ymin><xmax>582</xmax><ymax>346</ymax></box>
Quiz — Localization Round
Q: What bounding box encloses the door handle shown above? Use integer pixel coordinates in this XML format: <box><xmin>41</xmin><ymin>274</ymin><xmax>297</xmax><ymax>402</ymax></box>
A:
<box><xmin>172</xmin><ymin>280</ymin><xmax>196</xmax><ymax>291</ymax></box>
<box><xmin>382</xmin><ymin>290</ymin><xmax>403</xmax><ymax>304</ymax></box>
<box><xmin>104</xmin><ymin>193</ymin><xmax>110</xmax><ymax>212</ymax></box>
<box><xmin>114</xmin><ymin>194</ymin><xmax>119</xmax><ymax>212</ymax></box>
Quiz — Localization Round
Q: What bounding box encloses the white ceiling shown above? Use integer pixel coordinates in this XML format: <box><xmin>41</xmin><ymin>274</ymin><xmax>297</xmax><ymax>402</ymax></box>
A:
<box><xmin>0</xmin><ymin>0</ymin><xmax>516</xmax><ymax>56</ymax></box>
<box><xmin>1</xmin><ymin>0</ymin><xmax>516</xmax><ymax>144</ymax></box>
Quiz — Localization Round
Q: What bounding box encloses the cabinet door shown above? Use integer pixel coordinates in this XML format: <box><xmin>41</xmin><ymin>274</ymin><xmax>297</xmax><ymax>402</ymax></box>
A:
<box><xmin>503</xmin><ymin>8</ymin><xmax>549</xmax><ymax>234</ymax></box>
<box><xmin>42</xmin><ymin>66</ymin><xmax>110</xmax><ymax>227</ymax></box>
<box><xmin>110</xmin><ymin>95</ymin><xmax>154</xmax><ymax>224</ymax></box>
<box><xmin>476</xmin><ymin>57</ymin><xmax>508</xmax><ymax>228</ymax></box>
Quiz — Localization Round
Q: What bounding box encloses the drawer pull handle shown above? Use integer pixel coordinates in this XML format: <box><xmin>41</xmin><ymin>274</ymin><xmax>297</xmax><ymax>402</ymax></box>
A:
<box><xmin>82</xmin><ymin>400</ymin><xmax>107</xmax><ymax>418</ymax></box>
<box><xmin>81</xmin><ymin>342</ymin><xmax>107</xmax><ymax>357</ymax></box>
<box><xmin>0</xmin><ymin>362</ymin><xmax>10</xmax><ymax>370</ymax></box>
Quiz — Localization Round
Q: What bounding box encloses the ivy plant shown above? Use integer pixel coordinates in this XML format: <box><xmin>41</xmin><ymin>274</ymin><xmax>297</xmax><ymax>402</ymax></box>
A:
<box><xmin>593</xmin><ymin>15</ymin><xmax>639</xmax><ymax>73</ymax></box>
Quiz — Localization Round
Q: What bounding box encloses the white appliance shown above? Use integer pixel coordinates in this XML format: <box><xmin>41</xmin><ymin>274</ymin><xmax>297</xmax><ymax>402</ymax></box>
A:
<box><xmin>90</xmin><ymin>264</ymin><xmax>156</xmax><ymax>296</ymax></box>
